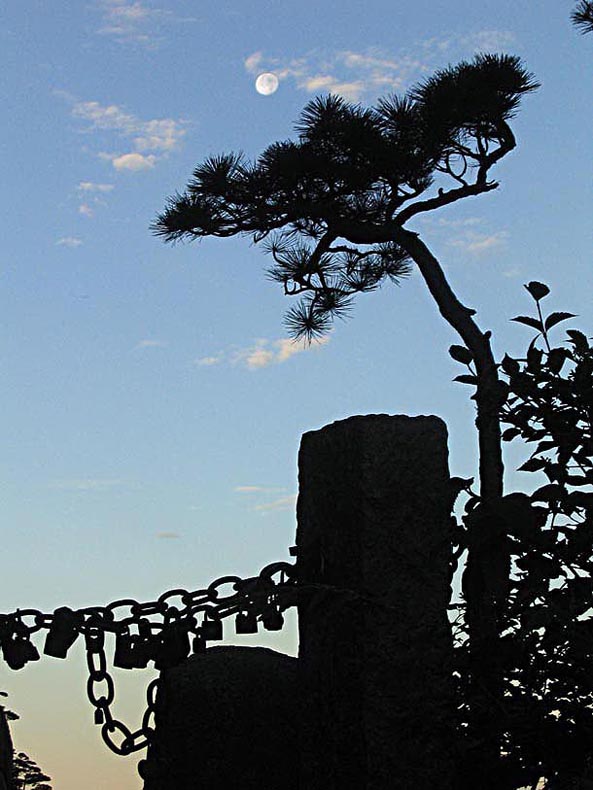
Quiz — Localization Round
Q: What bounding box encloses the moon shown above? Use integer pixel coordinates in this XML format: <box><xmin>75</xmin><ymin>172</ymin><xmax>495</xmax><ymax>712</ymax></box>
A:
<box><xmin>255</xmin><ymin>72</ymin><xmax>279</xmax><ymax>96</ymax></box>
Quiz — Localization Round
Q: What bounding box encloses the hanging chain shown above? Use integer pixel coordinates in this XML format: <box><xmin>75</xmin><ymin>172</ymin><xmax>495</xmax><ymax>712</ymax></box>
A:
<box><xmin>0</xmin><ymin>560</ymin><xmax>298</xmax><ymax>757</ymax></box>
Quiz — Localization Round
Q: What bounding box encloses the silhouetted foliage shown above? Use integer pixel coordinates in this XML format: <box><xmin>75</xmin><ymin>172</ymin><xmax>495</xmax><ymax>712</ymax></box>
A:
<box><xmin>12</xmin><ymin>752</ymin><xmax>51</xmax><ymax>790</ymax></box>
<box><xmin>573</xmin><ymin>1</ymin><xmax>593</xmax><ymax>34</ymax></box>
<box><xmin>0</xmin><ymin>695</ymin><xmax>51</xmax><ymax>790</ymax></box>
<box><xmin>450</xmin><ymin>284</ymin><xmax>593</xmax><ymax>788</ymax></box>
<box><xmin>0</xmin><ymin>692</ymin><xmax>19</xmax><ymax>722</ymax></box>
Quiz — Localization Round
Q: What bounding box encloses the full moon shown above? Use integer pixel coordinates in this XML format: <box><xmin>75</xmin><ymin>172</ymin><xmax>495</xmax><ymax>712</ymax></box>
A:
<box><xmin>255</xmin><ymin>72</ymin><xmax>279</xmax><ymax>96</ymax></box>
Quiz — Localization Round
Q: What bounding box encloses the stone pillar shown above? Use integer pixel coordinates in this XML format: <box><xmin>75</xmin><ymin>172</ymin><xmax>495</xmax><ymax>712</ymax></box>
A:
<box><xmin>296</xmin><ymin>414</ymin><xmax>455</xmax><ymax>790</ymax></box>
<box><xmin>141</xmin><ymin>647</ymin><xmax>298</xmax><ymax>790</ymax></box>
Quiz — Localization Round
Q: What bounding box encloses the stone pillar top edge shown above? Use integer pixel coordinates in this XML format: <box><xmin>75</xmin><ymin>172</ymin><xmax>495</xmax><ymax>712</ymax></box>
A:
<box><xmin>300</xmin><ymin>413</ymin><xmax>448</xmax><ymax>440</ymax></box>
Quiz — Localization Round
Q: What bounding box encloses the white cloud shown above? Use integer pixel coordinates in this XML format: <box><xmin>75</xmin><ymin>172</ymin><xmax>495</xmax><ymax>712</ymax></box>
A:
<box><xmin>97</xmin><ymin>0</ymin><xmax>167</xmax><ymax>44</ymax></box>
<box><xmin>135</xmin><ymin>339</ymin><xmax>167</xmax><ymax>349</ymax></box>
<box><xmin>460</xmin><ymin>30</ymin><xmax>516</xmax><ymax>52</ymax></box>
<box><xmin>195</xmin><ymin>336</ymin><xmax>330</xmax><ymax>370</ymax></box>
<box><xmin>244</xmin><ymin>30</ymin><xmax>515</xmax><ymax>101</ymax></box>
<box><xmin>111</xmin><ymin>152</ymin><xmax>156</xmax><ymax>171</ymax></box>
<box><xmin>71</xmin><ymin>98</ymin><xmax>186</xmax><ymax>173</ymax></box>
<box><xmin>133</xmin><ymin>119</ymin><xmax>182</xmax><ymax>152</ymax></box>
<box><xmin>233</xmin><ymin>336</ymin><xmax>331</xmax><ymax>369</ymax></box>
<box><xmin>436</xmin><ymin>217</ymin><xmax>483</xmax><ymax>229</ymax></box>
<box><xmin>156</xmin><ymin>531</ymin><xmax>181</xmax><ymax>539</ymax></box>
<box><xmin>195</xmin><ymin>355</ymin><xmax>222</xmax><ymax>366</ymax></box>
<box><xmin>244</xmin><ymin>51</ymin><xmax>264</xmax><ymax>72</ymax></box>
<box><xmin>79</xmin><ymin>203</ymin><xmax>94</xmax><ymax>217</ymax></box>
<box><xmin>56</xmin><ymin>236</ymin><xmax>83</xmax><ymax>248</ymax></box>
<box><xmin>50</xmin><ymin>478</ymin><xmax>124</xmax><ymax>491</ymax></box>
<box><xmin>449</xmin><ymin>230</ymin><xmax>509</xmax><ymax>255</ymax></box>
<box><xmin>78</xmin><ymin>181</ymin><xmax>114</xmax><ymax>193</ymax></box>
<box><xmin>234</xmin><ymin>485</ymin><xmax>286</xmax><ymax>494</ymax></box>
<box><xmin>236</xmin><ymin>343</ymin><xmax>276</xmax><ymax>369</ymax></box>
<box><xmin>254</xmin><ymin>495</ymin><xmax>297</xmax><ymax>513</ymax></box>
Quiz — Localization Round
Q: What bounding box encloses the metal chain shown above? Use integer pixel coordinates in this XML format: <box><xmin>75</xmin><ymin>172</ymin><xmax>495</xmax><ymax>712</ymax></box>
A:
<box><xmin>0</xmin><ymin>559</ymin><xmax>298</xmax><ymax>758</ymax></box>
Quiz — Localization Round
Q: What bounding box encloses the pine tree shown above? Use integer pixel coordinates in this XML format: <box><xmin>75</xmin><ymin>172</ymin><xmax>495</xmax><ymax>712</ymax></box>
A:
<box><xmin>573</xmin><ymin>1</ymin><xmax>593</xmax><ymax>33</ymax></box>
<box><xmin>154</xmin><ymin>53</ymin><xmax>538</xmax><ymax>789</ymax></box>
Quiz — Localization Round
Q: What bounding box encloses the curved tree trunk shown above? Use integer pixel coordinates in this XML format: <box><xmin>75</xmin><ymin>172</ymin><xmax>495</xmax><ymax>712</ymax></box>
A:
<box><xmin>395</xmin><ymin>228</ymin><xmax>508</xmax><ymax>789</ymax></box>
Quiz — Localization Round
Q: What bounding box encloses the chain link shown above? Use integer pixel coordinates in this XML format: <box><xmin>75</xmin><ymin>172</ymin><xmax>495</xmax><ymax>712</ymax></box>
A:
<box><xmin>0</xmin><ymin>559</ymin><xmax>298</xmax><ymax>760</ymax></box>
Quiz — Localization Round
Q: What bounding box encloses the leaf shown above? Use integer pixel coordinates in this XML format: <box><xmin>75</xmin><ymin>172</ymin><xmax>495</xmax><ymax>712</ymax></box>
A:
<box><xmin>546</xmin><ymin>347</ymin><xmax>569</xmax><ymax>375</ymax></box>
<box><xmin>518</xmin><ymin>457</ymin><xmax>547</xmax><ymax>472</ymax></box>
<box><xmin>532</xmin><ymin>440</ymin><xmax>557</xmax><ymax>455</ymax></box>
<box><xmin>566</xmin><ymin>474</ymin><xmax>593</xmax><ymax>487</ymax></box>
<box><xmin>448</xmin><ymin>344</ymin><xmax>473</xmax><ymax>364</ymax></box>
<box><xmin>453</xmin><ymin>374</ymin><xmax>478</xmax><ymax>385</ymax></box>
<box><xmin>511</xmin><ymin>315</ymin><xmax>543</xmax><ymax>332</ymax></box>
<box><xmin>530</xmin><ymin>483</ymin><xmax>564</xmax><ymax>502</ymax></box>
<box><xmin>527</xmin><ymin>340</ymin><xmax>543</xmax><ymax>372</ymax></box>
<box><xmin>524</xmin><ymin>281</ymin><xmax>550</xmax><ymax>301</ymax></box>
<box><xmin>544</xmin><ymin>312</ymin><xmax>577</xmax><ymax>331</ymax></box>
<box><xmin>502</xmin><ymin>427</ymin><xmax>521</xmax><ymax>441</ymax></box>
<box><xmin>501</xmin><ymin>354</ymin><xmax>520</xmax><ymax>376</ymax></box>
<box><xmin>566</xmin><ymin>329</ymin><xmax>590</xmax><ymax>353</ymax></box>
<box><xmin>567</xmin><ymin>491</ymin><xmax>593</xmax><ymax>509</ymax></box>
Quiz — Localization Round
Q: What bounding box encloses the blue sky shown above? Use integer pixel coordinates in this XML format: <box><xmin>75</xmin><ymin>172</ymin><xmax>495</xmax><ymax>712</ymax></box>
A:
<box><xmin>1</xmin><ymin>1</ymin><xmax>593</xmax><ymax>787</ymax></box>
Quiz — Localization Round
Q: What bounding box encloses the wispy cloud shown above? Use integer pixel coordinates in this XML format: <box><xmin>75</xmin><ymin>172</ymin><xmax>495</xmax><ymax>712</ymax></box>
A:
<box><xmin>70</xmin><ymin>98</ymin><xmax>186</xmax><ymax>173</ymax></box>
<box><xmin>233</xmin><ymin>336</ymin><xmax>331</xmax><ymax>369</ymax></box>
<box><xmin>156</xmin><ymin>531</ymin><xmax>181</xmax><ymax>539</ymax></box>
<box><xmin>111</xmin><ymin>152</ymin><xmax>156</xmax><ymax>171</ymax></box>
<box><xmin>244</xmin><ymin>30</ymin><xmax>515</xmax><ymax>101</ymax></box>
<box><xmin>254</xmin><ymin>495</ymin><xmax>297</xmax><ymax>513</ymax></box>
<box><xmin>134</xmin><ymin>339</ymin><xmax>167</xmax><ymax>350</ymax></box>
<box><xmin>234</xmin><ymin>485</ymin><xmax>286</xmax><ymax>494</ymax></box>
<box><xmin>50</xmin><ymin>478</ymin><xmax>124</xmax><ymax>491</ymax></box>
<box><xmin>194</xmin><ymin>336</ymin><xmax>330</xmax><ymax>370</ymax></box>
<box><xmin>448</xmin><ymin>230</ymin><xmax>509</xmax><ymax>255</ymax></box>
<box><xmin>76</xmin><ymin>181</ymin><xmax>113</xmax><ymax>217</ymax></box>
<box><xmin>195</xmin><ymin>354</ymin><xmax>223</xmax><ymax>367</ymax></box>
<box><xmin>56</xmin><ymin>236</ymin><xmax>83</xmax><ymax>248</ymax></box>
<box><xmin>501</xmin><ymin>267</ymin><xmax>522</xmax><ymax>279</ymax></box>
<box><xmin>78</xmin><ymin>181</ymin><xmax>114</xmax><ymax>193</ymax></box>
<box><xmin>97</xmin><ymin>0</ymin><xmax>167</xmax><ymax>45</ymax></box>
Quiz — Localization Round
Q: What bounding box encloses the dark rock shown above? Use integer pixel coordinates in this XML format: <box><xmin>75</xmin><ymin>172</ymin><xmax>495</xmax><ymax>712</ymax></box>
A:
<box><xmin>142</xmin><ymin>646</ymin><xmax>298</xmax><ymax>790</ymax></box>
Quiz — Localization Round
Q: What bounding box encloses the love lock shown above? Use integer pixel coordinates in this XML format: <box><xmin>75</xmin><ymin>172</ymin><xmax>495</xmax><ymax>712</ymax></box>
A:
<box><xmin>133</xmin><ymin>619</ymin><xmax>158</xmax><ymax>668</ymax></box>
<box><xmin>113</xmin><ymin>630</ymin><xmax>138</xmax><ymax>670</ymax></box>
<box><xmin>44</xmin><ymin>606</ymin><xmax>81</xmax><ymax>658</ymax></box>
<box><xmin>235</xmin><ymin>611</ymin><xmax>258</xmax><ymax>634</ymax></box>
<box><xmin>192</xmin><ymin>633</ymin><xmax>206</xmax><ymax>654</ymax></box>
<box><xmin>261</xmin><ymin>608</ymin><xmax>284</xmax><ymax>632</ymax></box>
<box><xmin>1</xmin><ymin>633</ymin><xmax>40</xmax><ymax>670</ymax></box>
<box><xmin>154</xmin><ymin>623</ymin><xmax>190</xmax><ymax>671</ymax></box>
<box><xmin>201</xmin><ymin>615</ymin><xmax>223</xmax><ymax>642</ymax></box>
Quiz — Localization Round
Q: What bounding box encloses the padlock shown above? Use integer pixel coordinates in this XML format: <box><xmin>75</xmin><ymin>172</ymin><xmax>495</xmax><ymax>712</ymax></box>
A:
<box><xmin>132</xmin><ymin>620</ymin><xmax>155</xmax><ymax>668</ymax></box>
<box><xmin>44</xmin><ymin>606</ymin><xmax>80</xmax><ymax>658</ymax></box>
<box><xmin>235</xmin><ymin>611</ymin><xmax>258</xmax><ymax>634</ymax></box>
<box><xmin>201</xmin><ymin>616</ymin><xmax>223</xmax><ymax>641</ymax></box>
<box><xmin>192</xmin><ymin>633</ymin><xmax>206</xmax><ymax>654</ymax></box>
<box><xmin>1</xmin><ymin>635</ymin><xmax>40</xmax><ymax>670</ymax></box>
<box><xmin>154</xmin><ymin>623</ymin><xmax>190</xmax><ymax>671</ymax></box>
<box><xmin>262</xmin><ymin>608</ymin><xmax>284</xmax><ymax>632</ymax></box>
<box><xmin>113</xmin><ymin>630</ymin><xmax>137</xmax><ymax>670</ymax></box>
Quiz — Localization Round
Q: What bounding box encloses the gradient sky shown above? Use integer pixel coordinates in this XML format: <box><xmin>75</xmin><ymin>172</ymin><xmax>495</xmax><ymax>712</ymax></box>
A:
<box><xmin>1</xmin><ymin>1</ymin><xmax>592</xmax><ymax>788</ymax></box>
